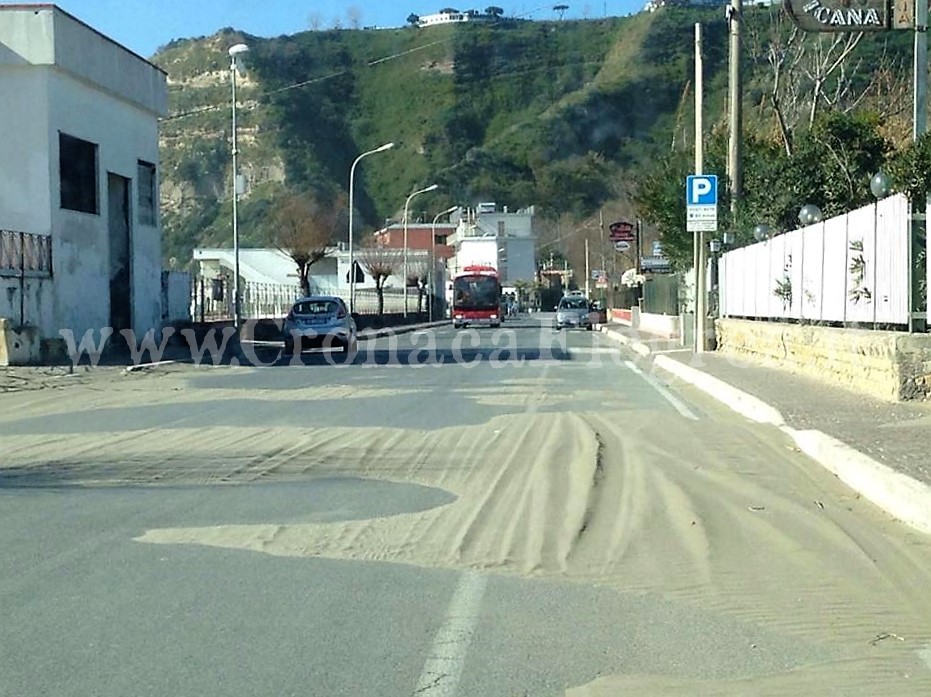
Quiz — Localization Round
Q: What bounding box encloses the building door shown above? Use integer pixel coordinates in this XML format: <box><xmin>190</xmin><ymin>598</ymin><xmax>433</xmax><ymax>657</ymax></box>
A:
<box><xmin>108</xmin><ymin>173</ymin><xmax>132</xmax><ymax>333</ymax></box>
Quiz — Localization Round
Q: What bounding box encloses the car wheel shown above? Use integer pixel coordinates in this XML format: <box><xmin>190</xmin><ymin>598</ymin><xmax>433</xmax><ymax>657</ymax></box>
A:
<box><xmin>283</xmin><ymin>339</ymin><xmax>296</xmax><ymax>355</ymax></box>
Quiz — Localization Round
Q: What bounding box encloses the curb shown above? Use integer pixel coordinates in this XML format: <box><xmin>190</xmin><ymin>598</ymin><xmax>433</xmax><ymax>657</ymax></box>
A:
<box><xmin>652</xmin><ymin>353</ymin><xmax>931</xmax><ymax>537</ymax></box>
<box><xmin>597</xmin><ymin>325</ymin><xmax>653</xmax><ymax>357</ymax></box>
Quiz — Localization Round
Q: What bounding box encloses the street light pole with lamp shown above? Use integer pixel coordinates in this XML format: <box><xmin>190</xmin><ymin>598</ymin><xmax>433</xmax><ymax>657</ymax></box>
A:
<box><xmin>347</xmin><ymin>142</ymin><xmax>394</xmax><ymax>313</ymax></box>
<box><xmin>228</xmin><ymin>42</ymin><xmax>249</xmax><ymax>330</ymax></box>
<box><xmin>429</xmin><ymin>205</ymin><xmax>458</xmax><ymax>321</ymax></box>
<box><xmin>402</xmin><ymin>184</ymin><xmax>439</xmax><ymax>317</ymax></box>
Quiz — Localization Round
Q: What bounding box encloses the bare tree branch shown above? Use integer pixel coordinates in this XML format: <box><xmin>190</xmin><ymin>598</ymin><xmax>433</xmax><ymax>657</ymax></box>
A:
<box><xmin>269</xmin><ymin>193</ymin><xmax>344</xmax><ymax>296</ymax></box>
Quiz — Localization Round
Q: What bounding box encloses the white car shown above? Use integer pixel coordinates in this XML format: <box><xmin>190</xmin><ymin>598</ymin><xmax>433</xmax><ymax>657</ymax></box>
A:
<box><xmin>282</xmin><ymin>296</ymin><xmax>357</xmax><ymax>359</ymax></box>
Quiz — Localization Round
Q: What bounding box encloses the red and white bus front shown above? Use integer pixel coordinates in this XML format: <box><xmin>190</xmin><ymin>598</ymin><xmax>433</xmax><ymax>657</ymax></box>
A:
<box><xmin>452</xmin><ymin>270</ymin><xmax>501</xmax><ymax>328</ymax></box>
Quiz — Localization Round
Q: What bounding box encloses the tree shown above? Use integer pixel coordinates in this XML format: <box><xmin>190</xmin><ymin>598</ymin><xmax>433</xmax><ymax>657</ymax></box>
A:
<box><xmin>406</xmin><ymin>13</ymin><xmax>420</xmax><ymax>26</ymax></box>
<box><xmin>485</xmin><ymin>6</ymin><xmax>504</xmax><ymax>17</ymax></box>
<box><xmin>746</xmin><ymin>10</ymin><xmax>871</xmax><ymax>156</ymax></box>
<box><xmin>357</xmin><ymin>245</ymin><xmax>403</xmax><ymax>315</ymax></box>
<box><xmin>269</xmin><ymin>193</ymin><xmax>343</xmax><ymax>296</ymax></box>
<box><xmin>553</xmin><ymin>4</ymin><xmax>568</xmax><ymax>19</ymax></box>
<box><xmin>406</xmin><ymin>255</ymin><xmax>431</xmax><ymax>314</ymax></box>
<box><xmin>346</xmin><ymin>6</ymin><xmax>362</xmax><ymax>30</ymax></box>
<box><xmin>307</xmin><ymin>12</ymin><xmax>323</xmax><ymax>30</ymax></box>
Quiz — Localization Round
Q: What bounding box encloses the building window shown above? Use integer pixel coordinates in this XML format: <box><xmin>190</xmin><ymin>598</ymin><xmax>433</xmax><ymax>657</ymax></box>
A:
<box><xmin>59</xmin><ymin>132</ymin><xmax>98</xmax><ymax>214</ymax></box>
<box><xmin>137</xmin><ymin>160</ymin><xmax>157</xmax><ymax>226</ymax></box>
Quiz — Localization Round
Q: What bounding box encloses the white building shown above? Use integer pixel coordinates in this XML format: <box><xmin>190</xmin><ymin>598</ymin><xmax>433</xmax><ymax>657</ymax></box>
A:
<box><xmin>447</xmin><ymin>203</ymin><xmax>537</xmax><ymax>285</ymax></box>
<box><xmin>0</xmin><ymin>4</ymin><xmax>168</xmax><ymax>359</ymax></box>
<box><xmin>191</xmin><ymin>246</ymin><xmax>436</xmax><ymax>318</ymax></box>
<box><xmin>417</xmin><ymin>9</ymin><xmax>494</xmax><ymax>26</ymax></box>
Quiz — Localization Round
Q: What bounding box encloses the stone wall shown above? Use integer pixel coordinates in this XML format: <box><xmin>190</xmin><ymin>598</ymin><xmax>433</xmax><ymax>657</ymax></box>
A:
<box><xmin>715</xmin><ymin>318</ymin><xmax>931</xmax><ymax>401</ymax></box>
<box><xmin>0</xmin><ymin>318</ymin><xmax>40</xmax><ymax>366</ymax></box>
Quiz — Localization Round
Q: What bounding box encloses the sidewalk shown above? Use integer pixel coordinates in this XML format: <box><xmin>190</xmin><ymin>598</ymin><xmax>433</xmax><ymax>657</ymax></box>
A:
<box><xmin>599</xmin><ymin>321</ymin><xmax>931</xmax><ymax>535</ymax></box>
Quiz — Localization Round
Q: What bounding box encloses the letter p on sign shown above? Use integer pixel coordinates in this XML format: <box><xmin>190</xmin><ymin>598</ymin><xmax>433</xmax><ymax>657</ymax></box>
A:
<box><xmin>687</xmin><ymin>175</ymin><xmax>717</xmax><ymax>205</ymax></box>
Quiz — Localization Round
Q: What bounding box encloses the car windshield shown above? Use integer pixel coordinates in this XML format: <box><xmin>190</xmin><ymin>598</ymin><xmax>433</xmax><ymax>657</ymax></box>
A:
<box><xmin>560</xmin><ymin>298</ymin><xmax>588</xmax><ymax>310</ymax></box>
<box><xmin>292</xmin><ymin>300</ymin><xmax>338</xmax><ymax>316</ymax></box>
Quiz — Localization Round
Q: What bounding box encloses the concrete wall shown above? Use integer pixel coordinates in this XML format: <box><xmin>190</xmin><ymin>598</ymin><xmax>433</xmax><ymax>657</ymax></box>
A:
<box><xmin>0</xmin><ymin>276</ymin><xmax>54</xmax><ymax>330</ymax></box>
<box><xmin>715</xmin><ymin>318</ymin><xmax>931</xmax><ymax>401</ymax></box>
<box><xmin>48</xmin><ymin>68</ymin><xmax>163</xmax><ymax>339</ymax></box>
<box><xmin>0</xmin><ymin>67</ymin><xmax>52</xmax><ymax>235</ymax></box>
<box><xmin>161</xmin><ymin>271</ymin><xmax>191</xmax><ymax>324</ymax></box>
<box><xmin>0</xmin><ymin>317</ymin><xmax>40</xmax><ymax>366</ymax></box>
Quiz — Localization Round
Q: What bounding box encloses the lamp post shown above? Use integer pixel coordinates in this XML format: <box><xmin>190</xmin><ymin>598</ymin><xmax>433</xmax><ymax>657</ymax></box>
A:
<box><xmin>798</xmin><ymin>204</ymin><xmax>823</xmax><ymax>227</ymax></box>
<box><xmin>348</xmin><ymin>142</ymin><xmax>394</xmax><ymax>313</ymax></box>
<box><xmin>752</xmin><ymin>223</ymin><xmax>772</xmax><ymax>242</ymax></box>
<box><xmin>228</xmin><ymin>42</ymin><xmax>249</xmax><ymax>330</ymax></box>
<box><xmin>870</xmin><ymin>171</ymin><xmax>892</xmax><ymax>200</ymax></box>
<box><xmin>402</xmin><ymin>184</ymin><xmax>438</xmax><ymax>317</ymax></box>
<box><xmin>430</xmin><ymin>206</ymin><xmax>458</xmax><ymax>321</ymax></box>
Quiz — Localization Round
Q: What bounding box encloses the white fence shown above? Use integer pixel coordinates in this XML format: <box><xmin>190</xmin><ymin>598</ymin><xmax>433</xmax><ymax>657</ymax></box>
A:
<box><xmin>191</xmin><ymin>279</ymin><xmax>431</xmax><ymax>321</ymax></box>
<box><xmin>720</xmin><ymin>194</ymin><xmax>911</xmax><ymax>325</ymax></box>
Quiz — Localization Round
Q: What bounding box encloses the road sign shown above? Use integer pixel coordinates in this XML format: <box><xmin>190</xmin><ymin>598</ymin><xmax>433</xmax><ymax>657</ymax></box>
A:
<box><xmin>686</xmin><ymin>174</ymin><xmax>718</xmax><ymax>233</ymax></box>
<box><xmin>591</xmin><ymin>269</ymin><xmax>604</xmax><ymax>280</ymax></box>
<box><xmin>614</xmin><ymin>240</ymin><xmax>630</xmax><ymax>252</ymax></box>
<box><xmin>609</xmin><ymin>220</ymin><xmax>635</xmax><ymax>242</ymax></box>
<box><xmin>686</xmin><ymin>175</ymin><xmax>718</xmax><ymax>205</ymax></box>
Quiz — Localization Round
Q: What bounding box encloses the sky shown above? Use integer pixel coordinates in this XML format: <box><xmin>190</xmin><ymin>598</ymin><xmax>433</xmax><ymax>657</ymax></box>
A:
<box><xmin>7</xmin><ymin>0</ymin><xmax>644</xmax><ymax>58</ymax></box>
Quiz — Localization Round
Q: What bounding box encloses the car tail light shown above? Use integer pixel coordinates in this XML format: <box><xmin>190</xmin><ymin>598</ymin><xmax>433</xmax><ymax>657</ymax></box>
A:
<box><xmin>490</xmin><ymin>314</ymin><xmax>498</xmax><ymax>319</ymax></box>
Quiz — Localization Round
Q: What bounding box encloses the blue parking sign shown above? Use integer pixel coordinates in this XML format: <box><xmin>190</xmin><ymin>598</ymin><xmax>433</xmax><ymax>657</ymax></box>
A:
<box><xmin>686</xmin><ymin>175</ymin><xmax>718</xmax><ymax>205</ymax></box>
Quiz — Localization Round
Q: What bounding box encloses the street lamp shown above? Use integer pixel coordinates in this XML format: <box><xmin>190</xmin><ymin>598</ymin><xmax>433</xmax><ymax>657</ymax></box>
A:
<box><xmin>752</xmin><ymin>223</ymin><xmax>772</xmax><ymax>242</ymax></box>
<box><xmin>798</xmin><ymin>203</ymin><xmax>823</xmax><ymax>227</ymax></box>
<box><xmin>870</xmin><ymin>171</ymin><xmax>892</xmax><ymax>199</ymax></box>
<box><xmin>402</xmin><ymin>183</ymin><xmax>438</xmax><ymax>317</ymax></box>
<box><xmin>228</xmin><ymin>42</ymin><xmax>249</xmax><ymax>330</ymax></box>
<box><xmin>430</xmin><ymin>205</ymin><xmax>458</xmax><ymax>321</ymax></box>
<box><xmin>348</xmin><ymin>142</ymin><xmax>394</xmax><ymax>313</ymax></box>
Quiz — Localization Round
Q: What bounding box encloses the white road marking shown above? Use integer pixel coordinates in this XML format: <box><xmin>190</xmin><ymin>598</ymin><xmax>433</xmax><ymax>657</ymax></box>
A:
<box><xmin>412</xmin><ymin>571</ymin><xmax>488</xmax><ymax>697</ymax></box>
<box><xmin>624</xmin><ymin>360</ymin><xmax>699</xmax><ymax>421</ymax></box>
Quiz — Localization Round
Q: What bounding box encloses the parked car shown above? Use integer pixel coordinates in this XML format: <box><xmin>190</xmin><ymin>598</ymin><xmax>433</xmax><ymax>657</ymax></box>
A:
<box><xmin>554</xmin><ymin>295</ymin><xmax>594</xmax><ymax>330</ymax></box>
<box><xmin>282</xmin><ymin>296</ymin><xmax>357</xmax><ymax>359</ymax></box>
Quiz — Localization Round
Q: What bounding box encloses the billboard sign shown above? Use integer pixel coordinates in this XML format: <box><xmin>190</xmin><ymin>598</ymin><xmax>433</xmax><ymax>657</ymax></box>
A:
<box><xmin>784</xmin><ymin>0</ymin><xmax>891</xmax><ymax>32</ymax></box>
<box><xmin>609</xmin><ymin>220</ymin><xmax>635</xmax><ymax>242</ymax></box>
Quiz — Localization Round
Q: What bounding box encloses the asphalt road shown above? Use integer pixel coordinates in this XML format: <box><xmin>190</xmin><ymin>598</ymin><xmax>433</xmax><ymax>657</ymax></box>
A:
<box><xmin>2</xmin><ymin>315</ymin><xmax>931</xmax><ymax>696</ymax></box>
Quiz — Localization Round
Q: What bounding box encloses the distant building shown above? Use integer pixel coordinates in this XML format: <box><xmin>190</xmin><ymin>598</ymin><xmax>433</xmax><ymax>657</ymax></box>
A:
<box><xmin>417</xmin><ymin>9</ymin><xmax>496</xmax><ymax>27</ymax></box>
<box><xmin>447</xmin><ymin>203</ymin><xmax>537</xmax><ymax>285</ymax></box>
<box><xmin>643</xmin><ymin>0</ymin><xmax>774</xmax><ymax>12</ymax></box>
<box><xmin>0</xmin><ymin>4</ymin><xmax>168</xmax><ymax>360</ymax></box>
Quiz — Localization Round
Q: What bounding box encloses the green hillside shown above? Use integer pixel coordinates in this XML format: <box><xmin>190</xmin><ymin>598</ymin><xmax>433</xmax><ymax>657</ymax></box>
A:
<box><xmin>153</xmin><ymin>7</ymin><xmax>916</xmax><ymax>270</ymax></box>
<box><xmin>153</xmin><ymin>9</ymin><xmax>733</xmax><ymax>265</ymax></box>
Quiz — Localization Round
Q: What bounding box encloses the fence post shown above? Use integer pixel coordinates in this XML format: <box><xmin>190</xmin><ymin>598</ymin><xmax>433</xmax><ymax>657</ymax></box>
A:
<box><xmin>19</xmin><ymin>231</ymin><xmax>25</xmax><ymax>328</ymax></box>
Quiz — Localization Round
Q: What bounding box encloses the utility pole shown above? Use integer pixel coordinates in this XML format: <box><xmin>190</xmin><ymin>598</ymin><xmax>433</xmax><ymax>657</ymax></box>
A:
<box><xmin>694</xmin><ymin>22</ymin><xmax>707</xmax><ymax>353</ymax></box>
<box><xmin>727</xmin><ymin>0</ymin><xmax>742</xmax><ymax>211</ymax></box>
<box><xmin>584</xmin><ymin>237</ymin><xmax>591</xmax><ymax>298</ymax></box>
<box><xmin>912</xmin><ymin>0</ymin><xmax>928</xmax><ymax>332</ymax></box>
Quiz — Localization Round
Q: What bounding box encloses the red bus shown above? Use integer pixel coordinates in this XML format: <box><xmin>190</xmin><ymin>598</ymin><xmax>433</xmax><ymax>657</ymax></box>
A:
<box><xmin>452</xmin><ymin>265</ymin><xmax>502</xmax><ymax>328</ymax></box>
